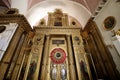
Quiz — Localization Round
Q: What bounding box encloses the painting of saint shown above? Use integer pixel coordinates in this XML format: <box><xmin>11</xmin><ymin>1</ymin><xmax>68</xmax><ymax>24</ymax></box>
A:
<box><xmin>27</xmin><ymin>61</ymin><xmax>37</xmax><ymax>80</ymax></box>
<box><xmin>80</xmin><ymin>60</ymin><xmax>89</xmax><ymax>80</ymax></box>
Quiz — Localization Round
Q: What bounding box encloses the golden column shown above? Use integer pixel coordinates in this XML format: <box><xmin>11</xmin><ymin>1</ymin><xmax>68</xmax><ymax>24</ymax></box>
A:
<box><xmin>40</xmin><ymin>35</ymin><xmax>50</xmax><ymax>80</ymax></box>
<box><xmin>73</xmin><ymin>47</ymin><xmax>82</xmax><ymax>80</ymax></box>
<box><xmin>66</xmin><ymin>35</ymin><xmax>77</xmax><ymax>80</ymax></box>
<box><xmin>23</xmin><ymin>47</ymin><xmax>33</xmax><ymax>80</ymax></box>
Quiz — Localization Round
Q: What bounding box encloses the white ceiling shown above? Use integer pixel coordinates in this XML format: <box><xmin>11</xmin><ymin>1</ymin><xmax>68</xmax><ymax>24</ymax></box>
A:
<box><xmin>11</xmin><ymin>0</ymin><xmax>93</xmax><ymax>28</ymax></box>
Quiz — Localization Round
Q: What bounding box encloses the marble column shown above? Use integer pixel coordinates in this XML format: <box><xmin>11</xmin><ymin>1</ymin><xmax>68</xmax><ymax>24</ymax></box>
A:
<box><xmin>66</xmin><ymin>35</ymin><xmax>77</xmax><ymax>80</ymax></box>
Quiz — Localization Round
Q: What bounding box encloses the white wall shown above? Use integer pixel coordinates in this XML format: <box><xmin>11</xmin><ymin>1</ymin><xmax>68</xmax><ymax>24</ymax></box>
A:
<box><xmin>94</xmin><ymin>0</ymin><xmax>120</xmax><ymax>73</ymax></box>
<box><xmin>11</xmin><ymin>0</ymin><xmax>28</xmax><ymax>14</ymax></box>
<box><xmin>0</xmin><ymin>23</ymin><xmax>18</xmax><ymax>61</ymax></box>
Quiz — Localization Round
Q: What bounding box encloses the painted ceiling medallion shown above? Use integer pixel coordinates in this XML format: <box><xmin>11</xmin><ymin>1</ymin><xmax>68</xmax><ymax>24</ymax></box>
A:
<box><xmin>103</xmin><ymin>16</ymin><xmax>116</xmax><ymax>30</ymax></box>
<box><xmin>50</xmin><ymin>48</ymin><xmax>66</xmax><ymax>64</ymax></box>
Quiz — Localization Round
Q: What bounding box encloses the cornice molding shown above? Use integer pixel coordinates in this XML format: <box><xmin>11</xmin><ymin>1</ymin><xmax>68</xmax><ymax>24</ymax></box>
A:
<box><xmin>34</xmin><ymin>26</ymin><xmax>81</xmax><ymax>30</ymax></box>
<box><xmin>0</xmin><ymin>14</ymin><xmax>32</xmax><ymax>32</ymax></box>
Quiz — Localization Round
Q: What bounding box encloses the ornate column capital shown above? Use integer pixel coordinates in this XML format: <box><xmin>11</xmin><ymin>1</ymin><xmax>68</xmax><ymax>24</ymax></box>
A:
<box><xmin>46</xmin><ymin>34</ymin><xmax>50</xmax><ymax>39</ymax></box>
<box><xmin>66</xmin><ymin>34</ymin><xmax>71</xmax><ymax>38</ymax></box>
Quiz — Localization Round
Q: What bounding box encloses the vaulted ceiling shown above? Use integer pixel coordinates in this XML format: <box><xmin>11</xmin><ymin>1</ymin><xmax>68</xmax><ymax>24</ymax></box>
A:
<box><xmin>27</xmin><ymin>0</ymin><xmax>100</xmax><ymax>13</ymax></box>
<box><xmin>0</xmin><ymin>0</ymin><xmax>102</xmax><ymax>28</ymax></box>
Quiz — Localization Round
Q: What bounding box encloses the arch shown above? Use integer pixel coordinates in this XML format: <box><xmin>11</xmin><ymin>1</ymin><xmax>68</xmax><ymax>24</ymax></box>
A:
<box><xmin>25</xmin><ymin>0</ymin><xmax>92</xmax><ymax>29</ymax></box>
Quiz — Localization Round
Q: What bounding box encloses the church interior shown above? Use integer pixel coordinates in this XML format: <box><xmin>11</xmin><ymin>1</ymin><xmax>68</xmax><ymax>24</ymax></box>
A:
<box><xmin>0</xmin><ymin>0</ymin><xmax>120</xmax><ymax>80</ymax></box>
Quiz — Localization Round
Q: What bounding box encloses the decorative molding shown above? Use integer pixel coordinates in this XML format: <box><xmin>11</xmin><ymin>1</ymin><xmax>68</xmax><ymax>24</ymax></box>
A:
<box><xmin>34</xmin><ymin>26</ymin><xmax>80</xmax><ymax>29</ymax></box>
<box><xmin>0</xmin><ymin>14</ymin><xmax>32</xmax><ymax>32</ymax></box>
<box><xmin>4</xmin><ymin>8</ymin><xmax>19</xmax><ymax>14</ymax></box>
<box><xmin>34</xmin><ymin>29</ymin><xmax>80</xmax><ymax>35</ymax></box>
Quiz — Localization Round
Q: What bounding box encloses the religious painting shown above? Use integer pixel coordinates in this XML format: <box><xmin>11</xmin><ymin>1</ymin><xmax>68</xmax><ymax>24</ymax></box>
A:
<box><xmin>103</xmin><ymin>16</ymin><xmax>116</xmax><ymax>30</ymax></box>
<box><xmin>27</xmin><ymin>60</ymin><xmax>37</xmax><ymax>80</ymax></box>
<box><xmin>27</xmin><ymin>54</ymin><xmax>38</xmax><ymax>80</ymax></box>
<box><xmin>80</xmin><ymin>60</ymin><xmax>89</xmax><ymax>80</ymax></box>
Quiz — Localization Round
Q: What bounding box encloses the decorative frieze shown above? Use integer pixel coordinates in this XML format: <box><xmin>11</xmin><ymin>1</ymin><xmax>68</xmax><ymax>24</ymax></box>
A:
<box><xmin>35</xmin><ymin>28</ymin><xmax>80</xmax><ymax>35</ymax></box>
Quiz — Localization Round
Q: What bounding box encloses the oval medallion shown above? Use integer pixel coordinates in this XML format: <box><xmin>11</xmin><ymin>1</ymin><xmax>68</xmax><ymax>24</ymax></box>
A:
<box><xmin>50</xmin><ymin>48</ymin><xmax>66</xmax><ymax>64</ymax></box>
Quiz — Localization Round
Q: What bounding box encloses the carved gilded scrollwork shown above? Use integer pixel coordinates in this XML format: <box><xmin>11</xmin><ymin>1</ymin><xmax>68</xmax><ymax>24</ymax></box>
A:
<box><xmin>116</xmin><ymin>29</ymin><xmax>120</xmax><ymax>36</ymax></box>
<box><xmin>4</xmin><ymin>8</ymin><xmax>19</xmax><ymax>14</ymax></box>
<box><xmin>38</xmin><ymin>18</ymin><xmax>46</xmax><ymax>26</ymax></box>
<box><xmin>33</xmin><ymin>34</ymin><xmax>44</xmax><ymax>45</ymax></box>
<box><xmin>32</xmin><ymin>46</ymin><xmax>39</xmax><ymax>53</ymax></box>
